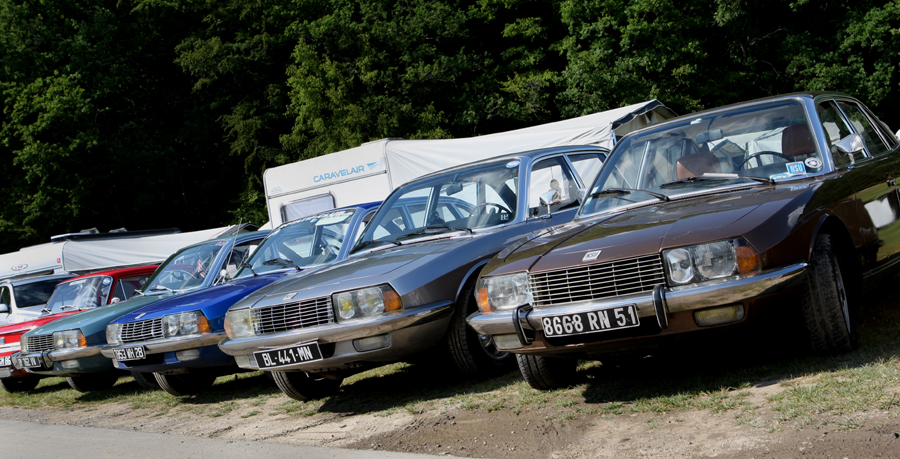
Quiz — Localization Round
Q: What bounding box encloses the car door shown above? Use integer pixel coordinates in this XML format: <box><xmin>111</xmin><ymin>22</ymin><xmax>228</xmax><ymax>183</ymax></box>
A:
<box><xmin>823</xmin><ymin>97</ymin><xmax>900</xmax><ymax>274</ymax></box>
<box><xmin>527</xmin><ymin>155</ymin><xmax>582</xmax><ymax>225</ymax></box>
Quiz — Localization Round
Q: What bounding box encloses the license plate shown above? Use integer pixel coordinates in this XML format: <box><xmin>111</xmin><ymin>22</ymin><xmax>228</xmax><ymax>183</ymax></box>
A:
<box><xmin>112</xmin><ymin>346</ymin><xmax>146</xmax><ymax>361</ymax></box>
<box><xmin>254</xmin><ymin>342</ymin><xmax>323</xmax><ymax>369</ymax></box>
<box><xmin>541</xmin><ymin>304</ymin><xmax>640</xmax><ymax>337</ymax></box>
<box><xmin>0</xmin><ymin>356</ymin><xmax>10</xmax><ymax>367</ymax></box>
<box><xmin>0</xmin><ymin>367</ymin><xmax>11</xmax><ymax>378</ymax></box>
<box><xmin>19</xmin><ymin>356</ymin><xmax>43</xmax><ymax>369</ymax></box>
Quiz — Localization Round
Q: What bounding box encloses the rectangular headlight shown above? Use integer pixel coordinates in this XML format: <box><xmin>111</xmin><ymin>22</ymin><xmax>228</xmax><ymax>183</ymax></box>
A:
<box><xmin>163</xmin><ymin>311</ymin><xmax>210</xmax><ymax>337</ymax></box>
<box><xmin>663</xmin><ymin>238</ymin><xmax>759</xmax><ymax>286</ymax></box>
<box><xmin>52</xmin><ymin>329</ymin><xmax>86</xmax><ymax>349</ymax></box>
<box><xmin>476</xmin><ymin>272</ymin><xmax>532</xmax><ymax>313</ymax></box>
<box><xmin>333</xmin><ymin>285</ymin><xmax>402</xmax><ymax>322</ymax></box>
<box><xmin>224</xmin><ymin>309</ymin><xmax>254</xmax><ymax>339</ymax></box>
<box><xmin>106</xmin><ymin>323</ymin><xmax>122</xmax><ymax>345</ymax></box>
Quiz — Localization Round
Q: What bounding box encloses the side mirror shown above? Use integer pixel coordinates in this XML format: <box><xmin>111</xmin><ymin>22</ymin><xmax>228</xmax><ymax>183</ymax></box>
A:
<box><xmin>0</xmin><ymin>303</ymin><xmax>8</xmax><ymax>314</ymax></box>
<box><xmin>539</xmin><ymin>190</ymin><xmax>559</xmax><ymax>217</ymax></box>
<box><xmin>835</xmin><ymin>133</ymin><xmax>865</xmax><ymax>164</ymax></box>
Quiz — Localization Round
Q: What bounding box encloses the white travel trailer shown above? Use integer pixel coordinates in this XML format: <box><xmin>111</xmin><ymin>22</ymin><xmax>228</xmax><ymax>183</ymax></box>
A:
<box><xmin>263</xmin><ymin>100</ymin><xmax>675</xmax><ymax>228</ymax></box>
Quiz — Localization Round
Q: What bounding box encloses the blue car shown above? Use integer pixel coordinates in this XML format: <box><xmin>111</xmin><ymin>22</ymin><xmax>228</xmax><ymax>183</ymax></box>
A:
<box><xmin>15</xmin><ymin>230</ymin><xmax>267</xmax><ymax>392</ymax></box>
<box><xmin>101</xmin><ymin>203</ymin><xmax>382</xmax><ymax>396</ymax></box>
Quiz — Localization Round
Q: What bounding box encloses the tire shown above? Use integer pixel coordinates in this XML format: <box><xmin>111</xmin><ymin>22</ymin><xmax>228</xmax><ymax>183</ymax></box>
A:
<box><xmin>0</xmin><ymin>376</ymin><xmax>40</xmax><ymax>393</ymax></box>
<box><xmin>66</xmin><ymin>373</ymin><xmax>119</xmax><ymax>392</ymax></box>
<box><xmin>516</xmin><ymin>353</ymin><xmax>578</xmax><ymax>390</ymax></box>
<box><xmin>131</xmin><ymin>372</ymin><xmax>159</xmax><ymax>390</ymax></box>
<box><xmin>802</xmin><ymin>233</ymin><xmax>855</xmax><ymax>353</ymax></box>
<box><xmin>271</xmin><ymin>371</ymin><xmax>342</xmax><ymax>401</ymax></box>
<box><xmin>447</xmin><ymin>279</ymin><xmax>515</xmax><ymax>377</ymax></box>
<box><xmin>154</xmin><ymin>372</ymin><xmax>216</xmax><ymax>396</ymax></box>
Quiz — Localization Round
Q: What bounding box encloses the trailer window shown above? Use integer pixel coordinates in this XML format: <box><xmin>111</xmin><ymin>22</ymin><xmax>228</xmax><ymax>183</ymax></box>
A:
<box><xmin>280</xmin><ymin>194</ymin><xmax>335</xmax><ymax>223</ymax></box>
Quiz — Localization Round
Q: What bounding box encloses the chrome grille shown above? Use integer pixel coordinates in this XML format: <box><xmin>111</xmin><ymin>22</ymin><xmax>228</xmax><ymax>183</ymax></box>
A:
<box><xmin>119</xmin><ymin>318</ymin><xmax>164</xmax><ymax>344</ymax></box>
<box><xmin>23</xmin><ymin>334</ymin><xmax>54</xmax><ymax>353</ymax></box>
<box><xmin>253</xmin><ymin>297</ymin><xmax>334</xmax><ymax>335</ymax></box>
<box><xmin>530</xmin><ymin>254</ymin><xmax>666</xmax><ymax>306</ymax></box>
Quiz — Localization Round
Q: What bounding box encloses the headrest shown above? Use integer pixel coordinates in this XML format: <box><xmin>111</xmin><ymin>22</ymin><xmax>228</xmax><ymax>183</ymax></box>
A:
<box><xmin>782</xmin><ymin>124</ymin><xmax>815</xmax><ymax>157</ymax></box>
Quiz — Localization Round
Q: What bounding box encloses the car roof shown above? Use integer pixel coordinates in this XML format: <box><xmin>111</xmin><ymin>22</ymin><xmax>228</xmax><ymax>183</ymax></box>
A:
<box><xmin>400</xmin><ymin>144</ymin><xmax>608</xmax><ymax>186</ymax></box>
<box><xmin>3</xmin><ymin>272</ymin><xmax>76</xmax><ymax>286</ymax></box>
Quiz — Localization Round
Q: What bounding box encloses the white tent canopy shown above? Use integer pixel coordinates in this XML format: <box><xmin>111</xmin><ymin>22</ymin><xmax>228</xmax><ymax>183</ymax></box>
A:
<box><xmin>264</xmin><ymin>100</ymin><xmax>674</xmax><ymax>227</ymax></box>
<box><xmin>0</xmin><ymin>226</ymin><xmax>244</xmax><ymax>280</ymax></box>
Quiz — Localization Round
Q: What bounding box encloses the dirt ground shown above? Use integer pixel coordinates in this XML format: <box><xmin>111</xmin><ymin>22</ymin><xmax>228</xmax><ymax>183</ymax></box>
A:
<box><xmin>1</xmin><ymin>380</ymin><xmax>898</xmax><ymax>459</ymax></box>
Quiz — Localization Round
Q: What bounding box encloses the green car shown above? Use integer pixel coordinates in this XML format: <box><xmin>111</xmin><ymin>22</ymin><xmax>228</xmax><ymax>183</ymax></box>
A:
<box><xmin>13</xmin><ymin>230</ymin><xmax>267</xmax><ymax>391</ymax></box>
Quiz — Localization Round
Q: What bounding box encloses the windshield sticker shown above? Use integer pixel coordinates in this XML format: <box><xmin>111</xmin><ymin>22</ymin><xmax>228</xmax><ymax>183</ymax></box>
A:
<box><xmin>102</xmin><ymin>277</ymin><xmax>111</xmax><ymax>285</ymax></box>
<box><xmin>506</xmin><ymin>160</ymin><xmax>520</xmax><ymax>169</ymax></box>
<box><xmin>804</xmin><ymin>157</ymin><xmax>822</xmax><ymax>169</ymax></box>
<box><xmin>786</xmin><ymin>162</ymin><xmax>806</xmax><ymax>175</ymax></box>
<box><xmin>690</xmin><ymin>118</ymin><xmax>702</xmax><ymax>125</ymax></box>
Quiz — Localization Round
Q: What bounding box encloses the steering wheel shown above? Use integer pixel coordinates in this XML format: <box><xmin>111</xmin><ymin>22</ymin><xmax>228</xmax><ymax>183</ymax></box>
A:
<box><xmin>471</xmin><ymin>202</ymin><xmax>512</xmax><ymax>217</ymax></box>
<box><xmin>738</xmin><ymin>151</ymin><xmax>793</xmax><ymax>169</ymax></box>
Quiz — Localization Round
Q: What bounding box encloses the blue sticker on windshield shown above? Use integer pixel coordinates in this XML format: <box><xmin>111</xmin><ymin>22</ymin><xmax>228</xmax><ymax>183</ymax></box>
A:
<box><xmin>506</xmin><ymin>160</ymin><xmax>520</xmax><ymax>168</ymax></box>
<box><xmin>102</xmin><ymin>277</ymin><xmax>112</xmax><ymax>285</ymax></box>
<box><xmin>786</xmin><ymin>162</ymin><xmax>806</xmax><ymax>175</ymax></box>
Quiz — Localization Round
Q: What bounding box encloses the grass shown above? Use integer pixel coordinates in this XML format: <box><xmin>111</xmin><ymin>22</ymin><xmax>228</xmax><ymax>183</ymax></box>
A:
<box><xmin>2</xmin><ymin>283</ymin><xmax>899</xmax><ymax>433</ymax></box>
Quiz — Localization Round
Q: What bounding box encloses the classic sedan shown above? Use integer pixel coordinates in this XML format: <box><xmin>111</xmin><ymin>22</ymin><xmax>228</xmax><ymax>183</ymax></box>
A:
<box><xmin>467</xmin><ymin>92</ymin><xmax>900</xmax><ymax>389</ymax></box>
<box><xmin>0</xmin><ymin>265</ymin><xmax>156</xmax><ymax>392</ymax></box>
<box><xmin>14</xmin><ymin>230</ymin><xmax>267</xmax><ymax>392</ymax></box>
<box><xmin>219</xmin><ymin>145</ymin><xmax>608</xmax><ymax>400</ymax></box>
<box><xmin>101</xmin><ymin>204</ymin><xmax>381</xmax><ymax>396</ymax></box>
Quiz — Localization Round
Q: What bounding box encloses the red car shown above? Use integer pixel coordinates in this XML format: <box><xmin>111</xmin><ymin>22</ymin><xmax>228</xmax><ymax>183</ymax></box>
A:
<box><xmin>0</xmin><ymin>265</ymin><xmax>157</xmax><ymax>392</ymax></box>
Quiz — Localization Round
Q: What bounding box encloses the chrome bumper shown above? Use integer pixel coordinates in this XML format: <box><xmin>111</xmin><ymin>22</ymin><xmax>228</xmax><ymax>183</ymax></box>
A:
<box><xmin>100</xmin><ymin>332</ymin><xmax>226</xmax><ymax>358</ymax></box>
<box><xmin>219</xmin><ymin>301</ymin><xmax>454</xmax><ymax>370</ymax></box>
<box><xmin>14</xmin><ymin>344</ymin><xmax>104</xmax><ymax>368</ymax></box>
<box><xmin>467</xmin><ymin>262</ymin><xmax>808</xmax><ymax>338</ymax></box>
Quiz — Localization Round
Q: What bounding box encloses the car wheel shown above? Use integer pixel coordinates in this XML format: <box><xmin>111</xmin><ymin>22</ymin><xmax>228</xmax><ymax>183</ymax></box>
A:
<box><xmin>131</xmin><ymin>371</ymin><xmax>159</xmax><ymax>390</ymax></box>
<box><xmin>271</xmin><ymin>371</ymin><xmax>342</xmax><ymax>401</ymax></box>
<box><xmin>154</xmin><ymin>372</ymin><xmax>216</xmax><ymax>396</ymax></box>
<box><xmin>0</xmin><ymin>376</ymin><xmax>40</xmax><ymax>393</ymax></box>
<box><xmin>802</xmin><ymin>233</ymin><xmax>855</xmax><ymax>352</ymax></box>
<box><xmin>516</xmin><ymin>354</ymin><xmax>577</xmax><ymax>390</ymax></box>
<box><xmin>65</xmin><ymin>373</ymin><xmax>119</xmax><ymax>392</ymax></box>
<box><xmin>447</xmin><ymin>279</ymin><xmax>515</xmax><ymax>377</ymax></box>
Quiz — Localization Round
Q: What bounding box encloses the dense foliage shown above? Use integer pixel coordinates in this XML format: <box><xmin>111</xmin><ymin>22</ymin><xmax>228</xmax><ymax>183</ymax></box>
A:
<box><xmin>1</xmin><ymin>0</ymin><xmax>898</xmax><ymax>251</ymax></box>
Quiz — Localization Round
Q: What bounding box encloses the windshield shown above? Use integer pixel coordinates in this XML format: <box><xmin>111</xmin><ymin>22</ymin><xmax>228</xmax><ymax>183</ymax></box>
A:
<box><xmin>581</xmin><ymin>100</ymin><xmax>822</xmax><ymax>216</ymax></box>
<box><xmin>140</xmin><ymin>241</ymin><xmax>227</xmax><ymax>293</ymax></box>
<box><xmin>236</xmin><ymin>209</ymin><xmax>357</xmax><ymax>277</ymax></box>
<box><xmin>354</xmin><ymin>161</ymin><xmax>519</xmax><ymax>251</ymax></box>
<box><xmin>14</xmin><ymin>279</ymin><xmax>62</xmax><ymax>308</ymax></box>
<box><xmin>45</xmin><ymin>276</ymin><xmax>112</xmax><ymax>313</ymax></box>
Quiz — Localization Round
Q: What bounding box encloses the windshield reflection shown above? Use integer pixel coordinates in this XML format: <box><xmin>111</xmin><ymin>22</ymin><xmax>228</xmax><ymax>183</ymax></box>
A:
<box><xmin>45</xmin><ymin>276</ymin><xmax>111</xmax><ymax>313</ymax></box>
<box><xmin>581</xmin><ymin>101</ymin><xmax>822</xmax><ymax>217</ymax></box>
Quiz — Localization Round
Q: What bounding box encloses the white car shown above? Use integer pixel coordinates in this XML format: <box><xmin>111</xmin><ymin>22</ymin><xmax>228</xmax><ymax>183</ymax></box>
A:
<box><xmin>0</xmin><ymin>274</ymin><xmax>74</xmax><ymax>326</ymax></box>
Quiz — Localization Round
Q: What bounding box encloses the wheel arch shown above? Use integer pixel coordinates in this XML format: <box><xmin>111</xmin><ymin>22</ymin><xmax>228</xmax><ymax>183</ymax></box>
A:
<box><xmin>454</xmin><ymin>260</ymin><xmax>489</xmax><ymax>306</ymax></box>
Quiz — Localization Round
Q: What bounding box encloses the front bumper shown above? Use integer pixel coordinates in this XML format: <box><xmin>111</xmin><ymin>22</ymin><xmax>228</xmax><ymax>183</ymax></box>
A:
<box><xmin>219</xmin><ymin>300</ymin><xmax>454</xmax><ymax>372</ymax></box>
<box><xmin>100</xmin><ymin>332</ymin><xmax>229</xmax><ymax>372</ymax></box>
<box><xmin>467</xmin><ymin>262</ymin><xmax>807</xmax><ymax>353</ymax></box>
<box><xmin>14</xmin><ymin>345</ymin><xmax>111</xmax><ymax>375</ymax></box>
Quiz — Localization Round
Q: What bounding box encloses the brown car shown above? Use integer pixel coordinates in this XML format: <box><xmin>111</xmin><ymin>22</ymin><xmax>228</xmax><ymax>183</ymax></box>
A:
<box><xmin>467</xmin><ymin>92</ymin><xmax>900</xmax><ymax>390</ymax></box>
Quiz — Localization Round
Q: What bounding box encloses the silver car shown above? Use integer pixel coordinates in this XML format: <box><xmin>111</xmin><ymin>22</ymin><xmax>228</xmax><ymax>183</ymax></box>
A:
<box><xmin>219</xmin><ymin>145</ymin><xmax>608</xmax><ymax>400</ymax></box>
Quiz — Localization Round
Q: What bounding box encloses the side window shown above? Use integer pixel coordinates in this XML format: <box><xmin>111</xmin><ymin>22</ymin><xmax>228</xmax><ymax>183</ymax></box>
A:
<box><xmin>528</xmin><ymin>156</ymin><xmax>579</xmax><ymax>217</ymax></box>
<box><xmin>818</xmin><ymin>101</ymin><xmax>854</xmax><ymax>167</ymax></box>
<box><xmin>837</xmin><ymin>101</ymin><xmax>889</xmax><ymax>157</ymax></box>
<box><xmin>372</xmin><ymin>206</ymin><xmax>410</xmax><ymax>239</ymax></box>
<box><xmin>225</xmin><ymin>241</ymin><xmax>260</xmax><ymax>278</ymax></box>
<box><xmin>116</xmin><ymin>275</ymin><xmax>150</xmax><ymax>302</ymax></box>
<box><xmin>0</xmin><ymin>286</ymin><xmax>10</xmax><ymax>310</ymax></box>
<box><xmin>568</xmin><ymin>153</ymin><xmax>606</xmax><ymax>187</ymax></box>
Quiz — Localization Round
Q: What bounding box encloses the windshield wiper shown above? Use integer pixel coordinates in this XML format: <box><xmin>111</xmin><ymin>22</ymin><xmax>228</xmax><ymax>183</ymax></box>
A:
<box><xmin>396</xmin><ymin>225</ymin><xmax>473</xmax><ymax>241</ymax></box>
<box><xmin>354</xmin><ymin>239</ymin><xmax>402</xmax><ymax>251</ymax></box>
<box><xmin>262</xmin><ymin>258</ymin><xmax>302</xmax><ymax>271</ymax></box>
<box><xmin>132</xmin><ymin>289</ymin><xmax>144</xmax><ymax>297</ymax></box>
<box><xmin>149</xmin><ymin>285</ymin><xmax>175</xmax><ymax>293</ymax></box>
<box><xmin>591</xmin><ymin>188</ymin><xmax>669</xmax><ymax>202</ymax></box>
<box><xmin>60</xmin><ymin>304</ymin><xmax>79</xmax><ymax>310</ymax></box>
<box><xmin>240</xmin><ymin>262</ymin><xmax>258</xmax><ymax>277</ymax></box>
<box><xmin>661</xmin><ymin>173</ymin><xmax>775</xmax><ymax>188</ymax></box>
<box><xmin>40</xmin><ymin>307</ymin><xmax>51</xmax><ymax>314</ymax></box>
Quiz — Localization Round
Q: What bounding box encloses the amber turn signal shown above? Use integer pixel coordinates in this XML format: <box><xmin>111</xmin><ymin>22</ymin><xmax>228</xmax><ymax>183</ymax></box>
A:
<box><xmin>735</xmin><ymin>245</ymin><xmax>760</xmax><ymax>274</ymax></box>
<box><xmin>383</xmin><ymin>289</ymin><xmax>402</xmax><ymax>312</ymax></box>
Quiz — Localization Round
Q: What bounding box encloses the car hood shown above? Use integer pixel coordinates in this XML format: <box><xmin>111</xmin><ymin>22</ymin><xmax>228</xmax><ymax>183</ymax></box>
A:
<box><xmin>111</xmin><ymin>272</ymin><xmax>293</xmax><ymax>329</ymax></box>
<box><xmin>0</xmin><ymin>311</ymin><xmax>81</xmax><ymax>341</ymax></box>
<box><xmin>493</xmin><ymin>186</ymin><xmax>803</xmax><ymax>275</ymax></box>
<box><xmin>25</xmin><ymin>293</ymin><xmax>173</xmax><ymax>343</ymax></box>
